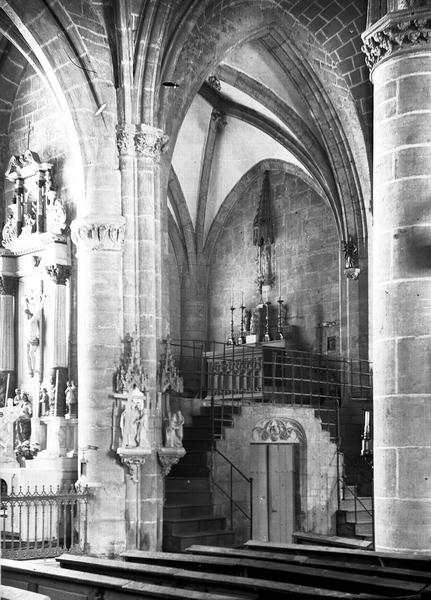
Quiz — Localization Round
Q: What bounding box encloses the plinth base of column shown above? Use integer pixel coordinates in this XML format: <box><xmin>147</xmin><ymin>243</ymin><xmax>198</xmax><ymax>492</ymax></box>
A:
<box><xmin>157</xmin><ymin>447</ymin><xmax>186</xmax><ymax>475</ymax></box>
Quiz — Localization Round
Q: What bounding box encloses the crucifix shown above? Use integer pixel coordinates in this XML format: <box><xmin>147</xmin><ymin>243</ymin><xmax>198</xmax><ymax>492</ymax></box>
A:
<box><xmin>26</xmin><ymin>120</ymin><xmax>33</xmax><ymax>150</ymax></box>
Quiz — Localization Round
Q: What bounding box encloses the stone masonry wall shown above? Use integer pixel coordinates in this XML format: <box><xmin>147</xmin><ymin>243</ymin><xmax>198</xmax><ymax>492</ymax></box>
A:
<box><xmin>208</xmin><ymin>170</ymin><xmax>340</xmax><ymax>351</ymax></box>
<box><xmin>213</xmin><ymin>404</ymin><xmax>339</xmax><ymax>544</ymax></box>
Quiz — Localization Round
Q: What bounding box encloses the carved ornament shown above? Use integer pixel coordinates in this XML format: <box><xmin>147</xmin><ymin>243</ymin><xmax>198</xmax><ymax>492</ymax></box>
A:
<box><xmin>0</xmin><ymin>276</ymin><xmax>18</xmax><ymax>296</ymax></box>
<box><xmin>342</xmin><ymin>236</ymin><xmax>360</xmax><ymax>280</ymax></box>
<box><xmin>46</xmin><ymin>198</ymin><xmax>66</xmax><ymax>235</ymax></box>
<box><xmin>251</xmin><ymin>418</ymin><xmax>305</xmax><ymax>444</ymax></box>
<box><xmin>121</xmin><ymin>454</ymin><xmax>147</xmax><ymax>483</ymax></box>
<box><xmin>157</xmin><ymin>447</ymin><xmax>186</xmax><ymax>476</ymax></box>
<box><xmin>158</xmin><ymin>335</ymin><xmax>183</xmax><ymax>394</ymax></box>
<box><xmin>2</xmin><ymin>214</ymin><xmax>18</xmax><ymax>248</ymax></box>
<box><xmin>46</xmin><ymin>264</ymin><xmax>71</xmax><ymax>285</ymax></box>
<box><xmin>207</xmin><ymin>74</ymin><xmax>221</xmax><ymax>91</ymax></box>
<box><xmin>114</xmin><ymin>333</ymin><xmax>149</xmax><ymax>395</ymax></box>
<box><xmin>71</xmin><ymin>216</ymin><xmax>126</xmax><ymax>251</ymax></box>
<box><xmin>211</xmin><ymin>110</ymin><xmax>227</xmax><ymax>129</ymax></box>
<box><xmin>116</xmin><ymin>123</ymin><xmax>134</xmax><ymax>156</ymax></box>
<box><xmin>134</xmin><ymin>124</ymin><xmax>169</xmax><ymax>161</ymax></box>
<box><xmin>362</xmin><ymin>16</ymin><xmax>431</xmax><ymax>70</ymax></box>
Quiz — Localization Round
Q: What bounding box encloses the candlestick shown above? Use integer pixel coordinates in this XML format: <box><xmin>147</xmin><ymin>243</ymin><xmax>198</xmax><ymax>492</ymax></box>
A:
<box><xmin>263</xmin><ymin>301</ymin><xmax>271</xmax><ymax>342</ymax></box>
<box><xmin>278</xmin><ymin>268</ymin><xmax>281</xmax><ymax>299</ymax></box>
<box><xmin>276</xmin><ymin>297</ymin><xmax>284</xmax><ymax>340</ymax></box>
<box><xmin>238</xmin><ymin>303</ymin><xmax>246</xmax><ymax>345</ymax></box>
<box><xmin>227</xmin><ymin>305</ymin><xmax>236</xmax><ymax>345</ymax></box>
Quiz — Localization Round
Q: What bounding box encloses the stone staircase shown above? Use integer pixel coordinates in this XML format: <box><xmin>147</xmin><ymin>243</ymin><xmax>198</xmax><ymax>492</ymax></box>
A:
<box><xmin>337</xmin><ymin>486</ymin><xmax>373</xmax><ymax>540</ymax></box>
<box><xmin>163</xmin><ymin>407</ymin><xmax>238</xmax><ymax>552</ymax></box>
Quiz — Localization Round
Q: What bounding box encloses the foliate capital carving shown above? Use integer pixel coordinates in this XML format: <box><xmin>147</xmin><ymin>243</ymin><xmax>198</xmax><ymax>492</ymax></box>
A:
<box><xmin>157</xmin><ymin>450</ymin><xmax>184</xmax><ymax>476</ymax></box>
<box><xmin>362</xmin><ymin>14</ymin><xmax>431</xmax><ymax>70</ymax></box>
<box><xmin>0</xmin><ymin>276</ymin><xmax>18</xmax><ymax>296</ymax></box>
<box><xmin>71</xmin><ymin>216</ymin><xmax>126</xmax><ymax>251</ymax></box>
<box><xmin>121</xmin><ymin>455</ymin><xmax>146</xmax><ymax>483</ymax></box>
<box><xmin>46</xmin><ymin>264</ymin><xmax>71</xmax><ymax>285</ymax></box>
<box><xmin>116</xmin><ymin>123</ymin><xmax>135</xmax><ymax>156</ymax></box>
<box><xmin>134</xmin><ymin>124</ymin><xmax>169</xmax><ymax>161</ymax></box>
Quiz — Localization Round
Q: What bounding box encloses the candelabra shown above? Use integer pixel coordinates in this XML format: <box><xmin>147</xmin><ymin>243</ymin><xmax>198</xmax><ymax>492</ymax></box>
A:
<box><xmin>227</xmin><ymin>306</ymin><xmax>236</xmax><ymax>345</ymax></box>
<box><xmin>238</xmin><ymin>303</ymin><xmax>246</xmax><ymax>345</ymax></box>
<box><xmin>263</xmin><ymin>301</ymin><xmax>271</xmax><ymax>342</ymax></box>
<box><xmin>276</xmin><ymin>297</ymin><xmax>284</xmax><ymax>340</ymax></box>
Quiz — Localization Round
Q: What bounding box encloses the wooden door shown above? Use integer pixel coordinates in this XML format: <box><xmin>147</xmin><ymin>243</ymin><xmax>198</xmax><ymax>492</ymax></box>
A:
<box><xmin>250</xmin><ymin>443</ymin><xmax>295</xmax><ymax>542</ymax></box>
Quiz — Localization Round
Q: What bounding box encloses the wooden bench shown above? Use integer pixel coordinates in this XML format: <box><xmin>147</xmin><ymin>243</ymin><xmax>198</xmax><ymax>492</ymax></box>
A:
<box><xmin>244</xmin><ymin>541</ymin><xmax>431</xmax><ymax>570</ymax></box>
<box><xmin>1</xmin><ymin>558</ymin><xmax>243</xmax><ymax>600</ymax></box>
<box><xmin>1</xmin><ymin>585</ymin><xmax>50</xmax><ymax>600</ymax></box>
<box><xmin>54</xmin><ymin>553</ymin><xmax>401</xmax><ymax>599</ymax></box>
<box><xmin>122</xmin><ymin>547</ymin><xmax>431</xmax><ymax>585</ymax></box>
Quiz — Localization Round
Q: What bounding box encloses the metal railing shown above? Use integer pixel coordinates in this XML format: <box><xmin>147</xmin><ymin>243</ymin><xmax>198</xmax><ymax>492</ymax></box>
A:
<box><xmin>211</xmin><ymin>447</ymin><xmax>253</xmax><ymax>539</ymax></box>
<box><xmin>1</xmin><ymin>484</ymin><xmax>91</xmax><ymax>559</ymax></box>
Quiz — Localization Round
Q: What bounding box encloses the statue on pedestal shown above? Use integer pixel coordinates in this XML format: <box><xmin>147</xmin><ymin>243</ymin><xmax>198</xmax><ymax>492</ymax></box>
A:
<box><xmin>39</xmin><ymin>387</ymin><xmax>50</xmax><ymax>416</ymax></box>
<box><xmin>14</xmin><ymin>393</ymin><xmax>32</xmax><ymax>443</ymax></box>
<box><xmin>65</xmin><ymin>381</ymin><xmax>77</xmax><ymax>418</ymax></box>
<box><xmin>163</xmin><ymin>409</ymin><xmax>184</xmax><ymax>449</ymax></box>
<box><xmin>24</xmin><ymin>294</ymin><xmax>45</xmax><ymax>377</ymax></box>
<box><xmin>119</xmin><ymin>388</ymin><xmax>150</xmax><ymax>449</ymax></box>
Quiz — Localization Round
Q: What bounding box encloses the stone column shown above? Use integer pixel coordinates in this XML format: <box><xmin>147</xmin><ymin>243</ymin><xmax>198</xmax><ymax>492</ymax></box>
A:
<box><xmin>0</xmin><ymin>275</ymin><xmax>17</xmax><ymax>403</ymax></box>
<box><xmin>71</xmin><ymin>215</ymin><xmax>126</xmax><ymax>555</ymax></box>
<box><xmin>363</xmin><ymin>7</ymin><xmax>431</xmax><ymax>552</ymax></box>
<box><xmin>45</xmin><ymin>264</ymin><xmax>71</xmax><ymax>416</ymax></box>
<box><xmin>133</xmin><ymin>123</ymin><xmax>168</xmax><ymax>550</ymax></box>
<box><xmin>117</xmin><ymin>124</ymin><xmax>137</xmax><ymax>336</ymax></box>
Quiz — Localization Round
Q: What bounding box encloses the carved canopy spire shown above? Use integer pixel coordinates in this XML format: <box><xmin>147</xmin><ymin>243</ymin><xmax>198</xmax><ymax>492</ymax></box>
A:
<box><xmin>253</xmin><ymin>171</ymin><xmax>274</xmax><ymax>248</ymax></box>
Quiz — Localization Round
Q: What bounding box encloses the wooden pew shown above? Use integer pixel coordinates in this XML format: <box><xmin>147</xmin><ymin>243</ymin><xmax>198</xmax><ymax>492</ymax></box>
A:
<box><xmin>244</xmin><ymin>541</ymin><xmax>431</xmax><ymax>571</ymax></box>
<box><xmin>1</xmin><ymin>558</ymin><xmax>243</xmax><ymax>600</ymax></box>
<box><xmin>54</xmin><ymin>553</ymin><xmax>405</xmax><ymax>600</ymax></box>
<box><xmin>122</xmin><ymin>547</ymin><xmax>431</xmax><ymax>585</ymax></box>
<box><xmin>0</xmin><ymin>585</ymin><xmax>50</xmax><ymax>600</ymax></box>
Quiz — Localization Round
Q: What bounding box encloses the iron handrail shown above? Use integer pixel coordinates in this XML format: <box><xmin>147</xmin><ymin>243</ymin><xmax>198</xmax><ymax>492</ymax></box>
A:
<box><xmin>211</xmin><ymin>447</ymin><xmax>253</xmax><ymax>538</ymax></box>
<box><xmin>339</xmin><ymin>475</ymin><xmax>375</xmax><ymax>549</ymax></box>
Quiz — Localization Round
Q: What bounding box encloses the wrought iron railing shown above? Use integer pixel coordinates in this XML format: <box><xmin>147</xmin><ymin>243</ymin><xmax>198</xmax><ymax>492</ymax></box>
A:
<box><xmin>211</xmin><ymin>447</ymin><xmax>253</xmax><ymax>539</ymax></box>
<box><xmin>1</xmin><ymin>484</ymin><xmax>91</xmax><ymax>559</ymax></box>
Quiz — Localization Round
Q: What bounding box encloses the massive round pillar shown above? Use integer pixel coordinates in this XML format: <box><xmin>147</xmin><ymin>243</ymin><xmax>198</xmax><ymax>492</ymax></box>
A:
<box><xmin>364</xmin><ymin>8</ymin><xmax>431</xmax><ymax>551</ymax></box>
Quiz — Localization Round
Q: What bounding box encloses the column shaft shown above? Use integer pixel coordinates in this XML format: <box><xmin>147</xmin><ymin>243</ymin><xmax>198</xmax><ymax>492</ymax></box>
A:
<box><xmin>373</xmin><ymin>49</ymin><xmax>431</xmax><ymax>552</ymax></box>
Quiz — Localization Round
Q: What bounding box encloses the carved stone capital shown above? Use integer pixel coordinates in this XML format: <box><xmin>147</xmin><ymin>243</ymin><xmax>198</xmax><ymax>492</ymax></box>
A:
<box><xmin>134</xmin><ymin>124</ymin><xmax>169</xmax><ymax>161</ymax></box>
<box><xmin>71</xmin><ymin>216</ymin><xmax>126</xmax><ymax>251</ymax></box>
<box><xmin>157</xmin><ymin>447</ymin><xmax>186</xmax><ymax>476</ymax></box>
<box><xmin>116</xmin><ymin>123</ymin><xmax>135</xmax><ymax>156</ymax></box>
<box><xmin>0</xmin><ymin>276</ymin><xmax>18</xmax><ymax>296</ymax></box>
<box><xmin>46</xmin><ymin>264</ymin><xmax>71</xmax><ymax>285</ymax></box>
<box><xmin>362</xmin><ymin>9</ymin><xmax>431</xmax><ymax>71</ymax></box>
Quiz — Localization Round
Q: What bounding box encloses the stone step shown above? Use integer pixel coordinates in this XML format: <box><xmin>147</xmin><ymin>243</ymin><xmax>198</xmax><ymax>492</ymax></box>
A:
<box><xmin>183</xmin><ymin>427</ymin><xmax>213</xmax><ymax>439</ymax></box>
<box><xmin>163</xmin><ymin>529</ymin><xmax>236</xmax><ymax>553</ymax></box>
<box><xmin>165</xmin><ymin>490</ymin><xmax>212</xmax><ymax>505</ymax></box>
<box><xmin>164</xmin><ymin>504</ymin><xmax>212</xmax><ymax>520</ymax></box>
<box><xmin>183</xmin><ymin>438</ymin><xmax>212</xmax><ymax>452</ymax></box>
<box><xmin>345</xmin><ymin>510</ymin><xmax>373</xmax><ymax>524</ymax></box>
<box><xmin>340</xmin><ymin>497</ymin><xmax>372</xmax><ymax>511</ymax></box>
<box><xmin>163</xmin><ymin>516</ymin><xmax>226</xmax><ymax>536</ymax></box>
<box><xmin>165</xmin><ymin>477</ymin><xmax>210</xmax><ymax>492</ymax></box>
<box><xmin>355</xmin><ymin>521</ymin><xmax>373</xmax><ymax>537</ymax></box>
<box><xmin>169</xmin><ymin>463</ymin><xmax>210</xmax><ymax>478</ymax></box>
<box><xmin>178</xmin><ymin>451</ymin><xmax>209</xmax><ymax>466</ymax></box>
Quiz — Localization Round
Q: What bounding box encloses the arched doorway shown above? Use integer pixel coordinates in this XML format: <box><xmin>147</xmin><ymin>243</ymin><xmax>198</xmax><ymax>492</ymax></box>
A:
<box><xmin>250</xmin><ymin>417</ymin><xmax>305</xmax><ymax>542</ymax></box>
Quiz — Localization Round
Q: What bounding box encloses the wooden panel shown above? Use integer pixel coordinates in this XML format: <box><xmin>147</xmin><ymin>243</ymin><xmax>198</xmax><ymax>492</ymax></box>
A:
<box><xmin>1</xmin><ymin>578</ymin><xmax>30</xmax><ymax>591</ymax></box>
<box><xmin>268</xmin><ymin>444</ymin><xmax>294</xmax><ymax>543</ymax></box>
<box><xmin>250</xmin><ymin>444</ymin><xmax>268</xmax><ymax>541</ymax></box>
<box><xmin>37</xmin><ymin>586</ymin><xmax>88</xmax><ymax>600</ymax></box>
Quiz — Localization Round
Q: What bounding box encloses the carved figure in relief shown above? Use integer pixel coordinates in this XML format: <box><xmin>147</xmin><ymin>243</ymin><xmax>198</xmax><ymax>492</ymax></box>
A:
<box><xmin>119</xmin><ymin>388</ymin><xmax>150</xmax><ymax>448</ymax></box>
<box><xmin>39</xmin><ymin>388</ymin><xmax>50</xmax><ymax>416</ymax></box>
<box><xmin>65</xmin><ymin>381</ymin><xmax>77</xmax><ymax>418</ymax></box>
<box><xmin>14</xmin><ymin>393</ymin><xmax>32</xmax><ymax>443</ymax></box>
<box><xmin>24</xmin><ymin>294</ymin><xmax>45</xmax><ymax>377</ymax></box>
<box><xmin>163</xmin><ymin>409</ymin><xmax>184</xmax><ymax>449</ymax></box>
<box><xmin>13</xmin><ymin>388</ymin><xmax>23</xmax><ymax>406</ymax></box>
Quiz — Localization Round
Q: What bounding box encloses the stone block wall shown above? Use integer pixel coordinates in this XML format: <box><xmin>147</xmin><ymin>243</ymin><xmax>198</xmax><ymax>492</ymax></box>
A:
<box><xmin>213</xmin><ymin>404</ymin><xmax>339</xmax><ymax>544</ymax></box>
<box><xmin>207</xmin><ymin>170</ymin><xmax>340</xmax><ymax>351</ymax></box>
